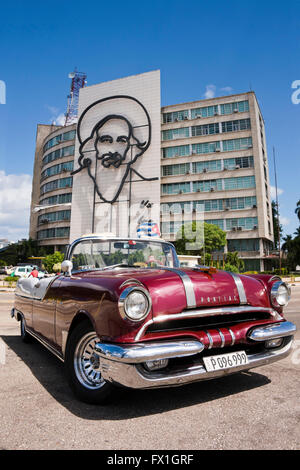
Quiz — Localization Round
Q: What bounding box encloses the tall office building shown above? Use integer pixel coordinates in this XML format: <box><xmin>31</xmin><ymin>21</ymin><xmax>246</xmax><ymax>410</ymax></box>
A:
<box><xmin>160</xmin><ymin>92</ymin><xmax>274</xmax><ymax>271</ymax></box>
<box><xmin>29</xmin><ymin>123</ymin><xmax>76</xmax><ymax>252</ymax></box>
<box><xmin>29</xmin><ymin>76</ymin><xmax>273</xmax><ymax>271</ymax></box>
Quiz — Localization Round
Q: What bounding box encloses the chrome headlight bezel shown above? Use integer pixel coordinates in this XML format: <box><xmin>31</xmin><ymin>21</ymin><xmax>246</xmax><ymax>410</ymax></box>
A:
<box><xmin>118</xmin><ymin>286</ymin><xmax>152</xmax><ymax>322</ymax></box>
<box><xmin>270</xmin><ymin>281</ymin><xmax>291</xmax><ymax>308</ymax></box>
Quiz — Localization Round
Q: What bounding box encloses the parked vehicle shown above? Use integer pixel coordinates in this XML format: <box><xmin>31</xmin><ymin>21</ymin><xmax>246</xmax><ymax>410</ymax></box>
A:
<box><xmin>12</xmin><ymin>234</ymin><xmax>296</xmax><ymax>404</ymax></box>
<box><xmin>12</xmin><ymin>266</ymin><xmax>34</xmax><ymax>278</ymax></box>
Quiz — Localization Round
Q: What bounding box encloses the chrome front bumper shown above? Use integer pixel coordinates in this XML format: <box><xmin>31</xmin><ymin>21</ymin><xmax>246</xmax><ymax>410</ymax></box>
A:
<box><xmin>95</xmin><ymin>321</ymin><xmax>296</xmax><ymax>389</ymax></box>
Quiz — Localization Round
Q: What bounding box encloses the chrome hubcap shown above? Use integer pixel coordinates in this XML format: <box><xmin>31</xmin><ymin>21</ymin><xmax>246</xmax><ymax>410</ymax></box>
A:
<box><xmin>74</xmin><ymin>332</ymin><xmax>105</xmax><ymax>390</ymax></box>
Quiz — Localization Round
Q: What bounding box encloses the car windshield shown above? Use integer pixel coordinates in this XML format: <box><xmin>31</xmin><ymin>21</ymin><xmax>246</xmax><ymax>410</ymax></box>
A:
<box><xmin>70</xmin><ymin>239</ymin><xmax>179</xmax><ymax>271</ymax></box>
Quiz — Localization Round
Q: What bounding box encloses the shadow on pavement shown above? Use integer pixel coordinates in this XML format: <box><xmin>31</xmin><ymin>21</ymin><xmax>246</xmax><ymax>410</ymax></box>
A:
<box><xmin>2</xmin><ymin>334</ymin><xmax>271</xmax><ymax>420</ymax></box>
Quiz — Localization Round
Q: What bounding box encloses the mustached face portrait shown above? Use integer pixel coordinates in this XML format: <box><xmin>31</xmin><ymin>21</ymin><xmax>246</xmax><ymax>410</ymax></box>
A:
<box><xmin>72</xmin><ymin>95</ymin><xmax>155</xmax><ymax>204</ymax></box>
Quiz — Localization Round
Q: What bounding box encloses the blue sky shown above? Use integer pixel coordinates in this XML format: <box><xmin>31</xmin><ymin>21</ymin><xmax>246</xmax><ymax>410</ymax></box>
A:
<box><xmin>0</xmin><ymin>0</ymin><xmax>300</xmax><ymax>240</ymax></box>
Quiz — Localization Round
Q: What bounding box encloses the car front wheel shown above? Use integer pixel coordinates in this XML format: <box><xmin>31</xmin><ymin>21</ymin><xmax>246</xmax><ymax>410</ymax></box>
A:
<box><xmin>65</xmin><ymin>321</ymin><xmax>114</xmax><ymax>404</ymax></box>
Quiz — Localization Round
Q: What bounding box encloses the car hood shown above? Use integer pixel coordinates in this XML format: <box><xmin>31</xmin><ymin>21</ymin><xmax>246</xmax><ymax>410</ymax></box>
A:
<box><xmin>74</xmin><ymin>267</ymin><xmax>271</xmax><ymax>317</ymax></box>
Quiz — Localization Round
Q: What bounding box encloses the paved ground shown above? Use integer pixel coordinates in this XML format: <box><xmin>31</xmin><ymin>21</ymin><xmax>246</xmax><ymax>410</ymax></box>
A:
<box><xmin>0</xmin><ymin>285</ymin><xmax>299</xmax><ymax>450</ymax></box>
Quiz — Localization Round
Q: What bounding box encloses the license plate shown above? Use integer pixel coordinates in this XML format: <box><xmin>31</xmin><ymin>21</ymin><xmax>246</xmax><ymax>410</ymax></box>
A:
<box><xmin>203</xmin><ymin>350</ymin><xmax>249</xmax><ymax>372</ymax></box>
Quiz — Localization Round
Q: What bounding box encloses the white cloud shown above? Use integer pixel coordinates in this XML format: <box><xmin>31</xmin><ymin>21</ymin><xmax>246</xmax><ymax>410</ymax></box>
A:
<box><xmin>280</xmin><ymin>216</ymin><xmax>291</xmax><ymax>226</ymax></box>
<box><xmin>220</xmin><ymin>86</ymin><xmax>233</xmax><ymax>94</ymax></box>
<box><xmin>52</xmin><ymin>112</ymin><xmax>66</xmax><ymax>126</ymax></box>
<box><xmin>203</xmin><ymin>84</ymin><xmax>216</xmax><ymax>99</ymax></box>
<box><xmin>0</xmin><ymin>171</ymin><xmax>32</xmax><ymax>242</ymax></box>
<box><xmin>203</xmin><ymin>84</ymin><xmax>234</xmax><ymax>99</ymax></box>
<box><xmin>46</xmin><ymin>105</ymin><xmax>66</xmax><ymax>126</ymax></box>
<box><xmin>270</xmin><ymin>185</ymin><xmax>284</xmax><ymax>199</ymax></box>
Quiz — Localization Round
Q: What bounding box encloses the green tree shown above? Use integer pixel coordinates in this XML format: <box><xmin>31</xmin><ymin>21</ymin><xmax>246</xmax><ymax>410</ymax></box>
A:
<box><xmin>0</xmin><ymin>238</ymin><xmax>52</xmax><ymax>266</ymax></box>
<box><xmin>282</xmin><ymin>231</ymin><xmax>300</xmax><ymax>271</ymax></box>
<box><xmin>272</xmin><ymin>200</ymin><xmax>283</xmax><ymax>250</ymax></box>
<box><xmin>42</xmin><ymin>252</ymin><xmax>64</xmax><ymax>273</ymax></box>
<box><xmin>295</xmin><ymin>200</ymin><xmax>300</xmax><ymax>222</ymax></box>
<box><xmin>225</xmin><ymin>251</ymin><xmax>245</xmax><ymax>272</ymax></box>
<box><xmin>174</xmin><ymin>222</ymin><xmax>226</xmax><ymax>256</ymax></box>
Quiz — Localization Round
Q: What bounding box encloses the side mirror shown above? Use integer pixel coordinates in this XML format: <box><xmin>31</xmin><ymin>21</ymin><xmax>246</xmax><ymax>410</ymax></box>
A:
<box><xmin>61</xmin><ymin>260</ymin><xmax>73</xmax><ymax>277</ymax></box>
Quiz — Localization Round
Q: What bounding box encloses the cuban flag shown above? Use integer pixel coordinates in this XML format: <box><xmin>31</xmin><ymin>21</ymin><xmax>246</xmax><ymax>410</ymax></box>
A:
<box><xmin>137</xmin><ymin>221</ymin><xmax>161</xmax><ymax>238</ymax></box>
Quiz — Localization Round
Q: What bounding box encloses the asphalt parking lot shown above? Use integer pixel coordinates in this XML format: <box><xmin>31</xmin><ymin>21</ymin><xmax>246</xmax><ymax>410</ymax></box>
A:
<box><xmin>0</xmin><ymin>286</ymin><xmax>299</xmax><ymax>450</ymax></box>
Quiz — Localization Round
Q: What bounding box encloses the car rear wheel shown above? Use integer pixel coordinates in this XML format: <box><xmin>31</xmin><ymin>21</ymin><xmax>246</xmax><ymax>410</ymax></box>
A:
<box><xmin>65</xmin><ymin>321</ymin><xmax>114</xmax><ymax>404</ymax></box>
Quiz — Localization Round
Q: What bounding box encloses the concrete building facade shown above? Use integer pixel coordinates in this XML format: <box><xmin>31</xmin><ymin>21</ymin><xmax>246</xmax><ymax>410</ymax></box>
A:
<box><xmin>29</xmin><ymin>73</ymin><xmax>274</xmax><ymax>271</ymax></box>
<box><xmin>29</xmin><ymin>123</ymin><xmax>76</xmax><ymax>251</ymax></box>
<box><xmin>160</xmin><ymin>91</ymin><xmax>274</xmax><ymax>271</ymax></box>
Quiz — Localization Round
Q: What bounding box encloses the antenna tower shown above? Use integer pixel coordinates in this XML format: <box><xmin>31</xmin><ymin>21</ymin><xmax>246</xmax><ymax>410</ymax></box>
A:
<box><xmin>64</xmin><ymin>68</ymin><xmax>87</xmax><ymax>126</ymax></box>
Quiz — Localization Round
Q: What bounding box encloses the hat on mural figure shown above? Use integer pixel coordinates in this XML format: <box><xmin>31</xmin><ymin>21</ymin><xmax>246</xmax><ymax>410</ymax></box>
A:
<box><xmin>71</xmin><ymin>95</ymin><xmax>158</xmax><ymax>204</ymax></box>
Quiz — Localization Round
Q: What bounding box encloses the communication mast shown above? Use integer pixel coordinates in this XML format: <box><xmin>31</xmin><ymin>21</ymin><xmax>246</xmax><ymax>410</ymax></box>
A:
<box><xmin>64</xmin><ymin>68</ymin><xmax>87</xmax><ymax>126</ymax></box>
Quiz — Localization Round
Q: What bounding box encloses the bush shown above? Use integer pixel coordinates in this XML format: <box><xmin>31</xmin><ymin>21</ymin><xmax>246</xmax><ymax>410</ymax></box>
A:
<box><xmin>4</xmin><ymin>276</ymin><xmax>19</xmax><ymax>283</ymax></box>
<box><xmin>224</xmin><ymin>263</ymin><xmax>239</xmax><ymax>273</ymax></box>
<box><xmin>42</xmin><ymin>252</ymin><xmax>64</xmax><ymax>273</ymax></box>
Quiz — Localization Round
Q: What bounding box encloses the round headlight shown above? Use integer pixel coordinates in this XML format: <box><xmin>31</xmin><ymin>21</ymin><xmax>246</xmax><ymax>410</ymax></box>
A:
<box><xmin>270</xmin><ymin>281</ymin><xmax>291</xmax><ymax>307</ymax></box>
<box><xmin>119</xmin><ymin>287</ymin><xmax>151</xmax><ymax>322</ymax></box>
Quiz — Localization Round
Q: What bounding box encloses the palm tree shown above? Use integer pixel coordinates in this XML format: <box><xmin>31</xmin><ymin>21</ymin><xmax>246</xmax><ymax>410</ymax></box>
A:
<box><xmin>295</xmin><ymin>200</ymin><xmax>300</xmax><ymax>222</ymax></box>
<box><xmin>294</xmin><ymin>227</ymin><xmax>300</xmax><ymax>238</ymax></box>
<box><xmin>281</xmin><ymin>234</ymin><xmax>293</xmax><ymax>252</ymax></box>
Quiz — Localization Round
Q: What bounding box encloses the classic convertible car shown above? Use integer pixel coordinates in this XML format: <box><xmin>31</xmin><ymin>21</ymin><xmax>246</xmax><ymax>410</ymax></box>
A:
<box><xmin>12</xmin><ymin>234</ymin><xmax>296</xmax><ymax>404</ymax></box>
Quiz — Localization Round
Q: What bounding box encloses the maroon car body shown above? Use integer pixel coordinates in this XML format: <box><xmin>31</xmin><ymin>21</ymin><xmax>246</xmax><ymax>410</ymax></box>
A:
<box><xmin>12</xmin><ymin>235</ymin><xmax>296</xmax><ymax>404</ymax></box>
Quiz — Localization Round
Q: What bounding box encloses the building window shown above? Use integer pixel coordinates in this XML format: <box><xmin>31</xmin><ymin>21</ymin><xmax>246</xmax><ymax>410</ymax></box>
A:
<box><xmin>221</xmin><ymin>119</ymin><xmax>251</xmax><ymax>133</ymax></box>
<box><xmin>162</xmin><ymin>163</ymin><xmax>190</xmax><ymax>177</ymax></box>
<box><xmin>190</xmin><ymin>105</ymin><xmax>219</xmax><ymax>119</ymax></box>
<box><xmin>43</xmin><ymin>130</ymin><xmax>76</xmax><ymax>152</ymax></box>
<box><xmin>162</xmin><ymin>127</ymin><xmax>190</xmax><ymax>141</ymax></box>
<box><xmin>161</xmin><ymin>220</ymin><xmax>192</xmax><ymax>234</ymax></box>
<box><xmin>193</xmin><ymin>179</ymin><xmax>223</xmax><ymax>193</ymax></box>
<box><xmin>163</xmin><ymin>110</ymin><xmax>189</xmax><ymax>123</ymax></box>
<box><xmin>227</xmin><ymin>238</ymin><xmax>260</xmax><ymax>252</ymax></box>
<box><xmin>40</xmin><ymin>177</ymin><xmax>73</xmax><ymax>195</ymax></box>
<box><xmin>192</xmin><ymin>160</ymin><xmax>222</xmax><ymax>173</ymax></box>
<box><xmin>223</xmin><ymin>196</ymin><xmax>257</xmax><ymax>210</ymax></box>
<box><xmin>161</xmin><ymin>182</ymin><xmax>191</xmax><ymax>195</ymax></box>
<box><xmin>42</xmin><ymin>145</ymin><xmax>75</xmax><ymax>166</ymax></box>
<box><xmin>220</xmin><ymin>101</ymin><xmax>249</xmax><ymax>115</ymax></box>
<box><xmin>223</xmin><ymin>175</ymin><xmax>256</xmax><ymax>190</ymax></box>
<box><xmin>40</xmin><ymin>193</ymin><xmax>72</xmax><ymax>206</ymax></box>
<box><xmin>222</xmin><ymin>137</ymin><xmax>252</xmax><ymax>152</ymax></box>
<box><xmin>162</xmin><ymin>145</ymin><xmax>190</xmax><ymax>158</ymax></box>
<box><xmin>223</xmin><ymin>156</ymin><xmax>254</xmax><ymax>170</ymax></box>
<box><xmin>225</xmin><ymin>217</ymin><xmax>258</xmax><ymax>231</ymax></box>
<box><xmin>161</xmin><ymin>202</ymin><xmax>193</xmax><ymax>214</ymax></box>
<box><xmin>41</xmin><ymin>161</ymin><xmax>74</xmax><ymax>180</ymax></box>
<box><xmin>192</xmin><ymin>141</ymin><xmax>220</xmax><ymax>155</ymax></box>
<box><xmin>37</xmin><ymin>227</ymin><xmax>70</xmax><ymax>240</ymax></box>
<box><xmin>191</xmin><ymin>123</ymin><xmax>220</xmax><ymax>136</ymax></box>
<box><xmin>205</xmin><ymin>219</ymin><xmax>225</xmax><ymax>230</ymax></box>
<box><xmin>38</xmin><ymin>210</ymin><xmax>71</xmax><ymax>225</ymax></box>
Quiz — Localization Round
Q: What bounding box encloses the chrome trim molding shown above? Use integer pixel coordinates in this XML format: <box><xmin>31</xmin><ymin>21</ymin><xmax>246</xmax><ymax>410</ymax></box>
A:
<box><xmin>25</xmin><ymin>328</ymin><xmax>64</xmax><ymax>363</ymax></box>
<box><xmin>134</xmin><ymin>305</ymin><xmax>275</xmax><ymax>341</ymax></box>
<box><xmin>217</xmin><ymin>328</ymin><xmax>225</xmax><ymax>348</ymax></box>
<box><xmin>99</xmin><ymin>337</ymin><xmax>294</xmax><ymax>389</ymax></box>
<box><xmin>118</xmin><ymin>286</ymin><xmax>152</xmax><ymax>322</ymax></box>
<box><xmin>205</xmin><ymin>330</ymin><xmax>213</xmax><ymax>349</ymax></box>
<box><xmin>228</xmin><ymin>272</ymin><xmax>248</xmax><ymax>305</ymax></box>
<box><xmin>157</xmin><ymin>267</ymin><xmax>196</xmax><ymax>309</ymax></box>
<box><xmin>120</xmin><ymin>279</ymin><xmax>144</xmax><ymax>289</ymax></box>
<box><xmin>228</xmin><ymin>328</ymin><xmax>236</xmax><ymax>346</ymax></box>
<box><xmin>270</xmin><ymin>281</ymin><xmax>291</xmax><ymax>308</ymax></box>
<box><xmin>95</xmin><ymin>340</ymin><xmax>204</xmax><ymax>363</ymax></box>
<box><xmin>248</xmin><ymin>321</ymin><xmax>296</xmax><ymax>342</ymax></box>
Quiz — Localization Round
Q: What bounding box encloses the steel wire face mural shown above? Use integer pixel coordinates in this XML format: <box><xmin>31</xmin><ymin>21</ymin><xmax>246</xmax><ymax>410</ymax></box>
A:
<box><xmin>72</xmin><ymin>95</ymin><xmax>158</xmax><ymax>205</ymax></box>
